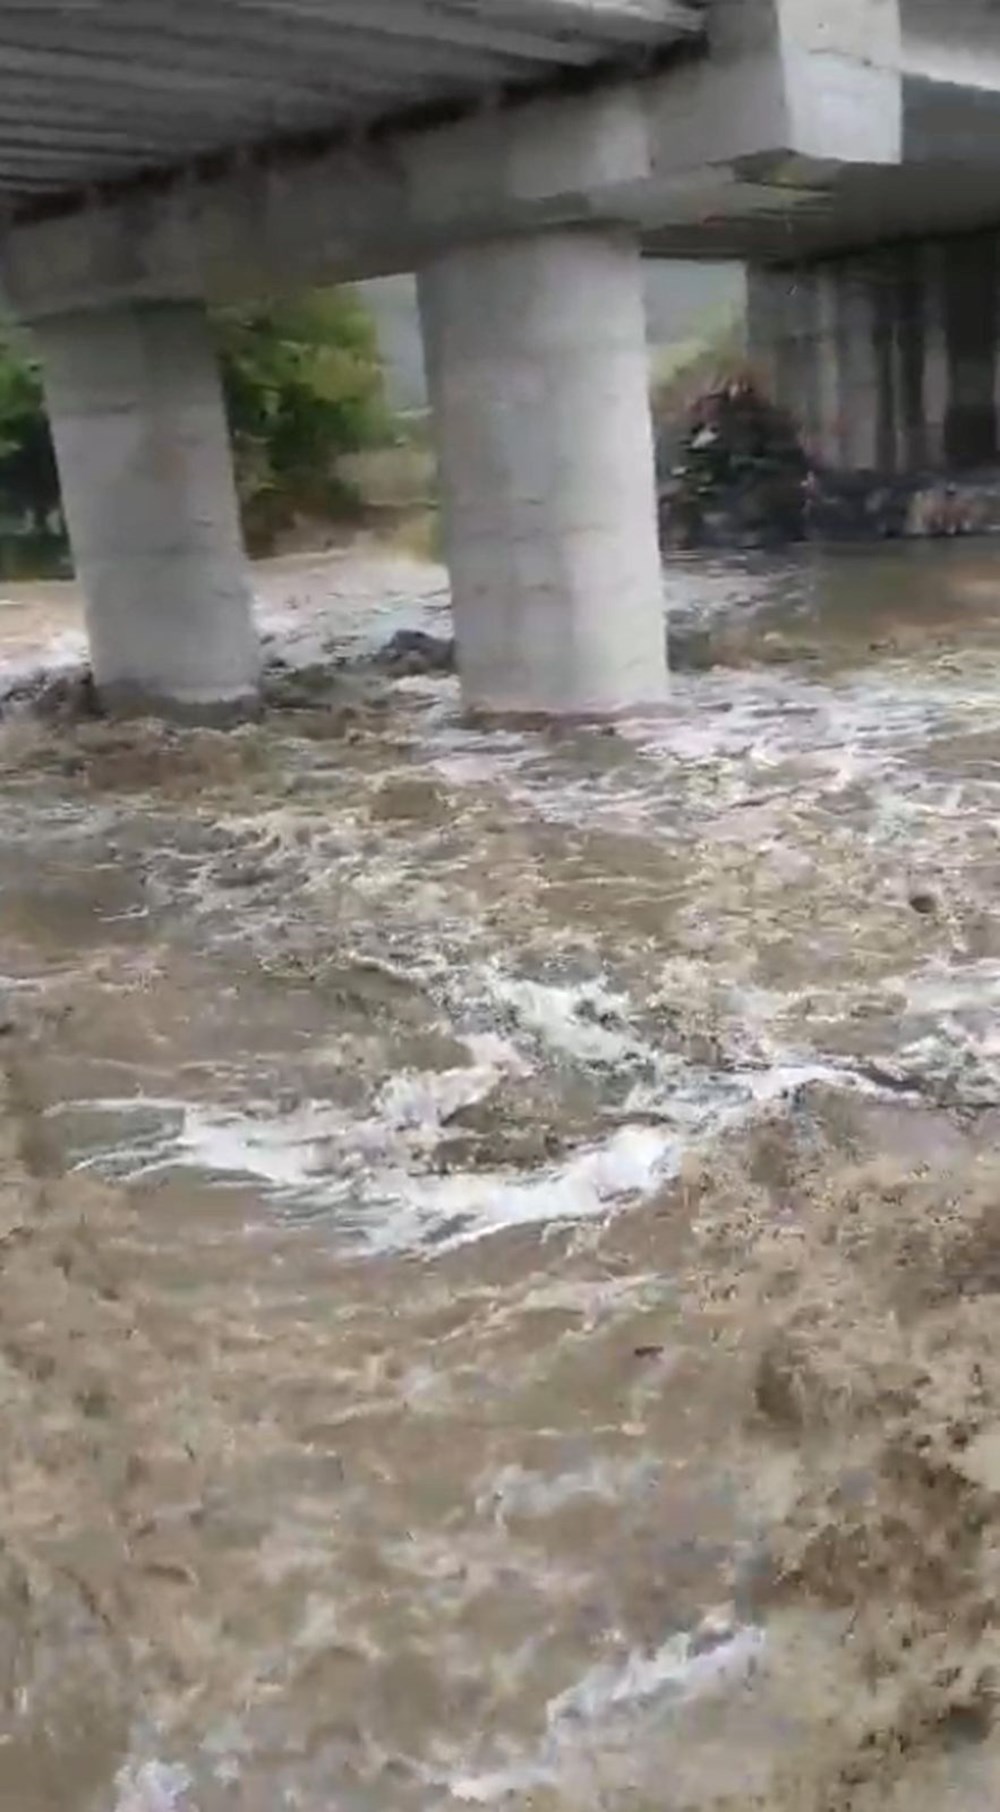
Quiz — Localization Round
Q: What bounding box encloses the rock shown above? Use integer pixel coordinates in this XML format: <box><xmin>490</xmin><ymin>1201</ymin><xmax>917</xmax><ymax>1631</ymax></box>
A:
<box><xmin>263</xmin><ymin>661</ymin><xmax>342</xmax><ymax>710</ymax></box>
<box><xmin>370</xmin><ymin>776</ymin><xmax>448</xmax><ymax>823</ymax></box>
<box><xmin>754</xmin><ymin>1335</ymin><xmax>807</xmax><ymax>1430</ymax></box>
<box><xmin>668</xmin><ymin>624</ymin><xmax>715</xmax><ymax>673</ymax></box>
<box><xmin>374</xmin><ymin>630</ymin><xmax>455</xmax><ymax>676</ymax></box>
<box><xmin>908</xmin><ymin>891</ymin><xmax>938</xmax><ymax>917</ymax></box>
<box><xmin>688</xmin><ymin>1607</ymin><xmax>740</xmax><ymax>1658</ymax></box>
<box><xmin>905</xmin><ymin>483</ymin><xmax>993</xmax><ymax>538</ymax></box>
<box><xmin>213</xmin><ymin>860</ymin><xmax>275</xmax><ymax>890</ymax></box>
<box><xmin>804</xmin><ymin>469</ymin><xmax>913</xmax><ymax>541</ymax></box>
<box><xmin>659</xmin><ymin>376</ymin><xmax>1000</xmax><ymax>549</ymax></box>
<box><xmin>2</xmin><ymin>667</ymin><xmax>101</xmax><ymax>724</ymax></box>
<box><xmin>798</xmin><ymin>463</ymin><xmax>1000</xmax><ymax>545</ymax></box>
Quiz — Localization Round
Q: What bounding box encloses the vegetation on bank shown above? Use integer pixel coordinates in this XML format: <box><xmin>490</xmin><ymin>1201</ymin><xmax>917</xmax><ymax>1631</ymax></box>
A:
<box><xmin>0</xmin><ymin>289</ymin><xmax>758</xmax><ymax>580</ymax></box>
<box><xmin>214</xmin><ymin>290</ymin><xmax>392</xmax><ymax>552</ymax></box>
<box><xmin>650</xmin><ymin>318</ymin><xmax>750</xmax><ymax>451</ymax></box>
<box><xmin>0</xmin><ymin>333</ymin><xmax>61</xmax><ymax>574</ymax></box>
<box><xmin>0</xmin><ymin>288</ymin><xmax>393</xmax><ymax>577</ymax></box>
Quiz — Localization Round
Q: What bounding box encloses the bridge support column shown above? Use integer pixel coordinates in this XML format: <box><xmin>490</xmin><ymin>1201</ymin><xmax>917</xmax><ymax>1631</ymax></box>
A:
<box><xmin>35</xmin><ymin>300</ymin><xmax>259</xmax><ymax>719</ymax></box>
<box><xmin>749</xmin><ymin>236</ymin><xmax>1000</xmax><ymax>479</ymax></box>
<box><xmin>418</xmin><ymin>228</ymin><xmax>666</xmax><ymax>717</ymax></box>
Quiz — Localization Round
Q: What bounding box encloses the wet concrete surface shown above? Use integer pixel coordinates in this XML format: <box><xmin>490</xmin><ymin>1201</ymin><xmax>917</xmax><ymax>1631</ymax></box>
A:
<box><xmin>2</xmin><ymin>542</ymin><xmax>1000</xmax><ymax>1807</ymax></box>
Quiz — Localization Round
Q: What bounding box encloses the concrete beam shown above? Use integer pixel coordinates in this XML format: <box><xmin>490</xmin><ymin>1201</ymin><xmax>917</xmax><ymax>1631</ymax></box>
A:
<box><xmin>0</xmin><ymin>29</ymin><xmax>901</xmax><ymax>322</ymax></box>
<box><xmin>682</xmin><ymin>0</ymin><xmax>901</xmax><ymax>167</ymax></box>
<box><xmin>776</xmin><ymin>0</ymin><xmax>903</xmax><ymax>165</ymax></box>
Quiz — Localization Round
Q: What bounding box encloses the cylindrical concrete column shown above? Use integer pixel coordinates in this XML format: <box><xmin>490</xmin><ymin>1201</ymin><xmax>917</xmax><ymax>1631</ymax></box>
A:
<box><xmin>34</xmin><ymin>301</ymin><xmax>259</xmax><ymax>718</ymax></box>
<box><xmin>836</xmin><ymin>264</ymin><xmax>881</xmax><ymax>473</ymax></box>
<box><xmin>417</xmin><ymin>229</ymin><xmax>666</xmax><ymax>717</ymax></box>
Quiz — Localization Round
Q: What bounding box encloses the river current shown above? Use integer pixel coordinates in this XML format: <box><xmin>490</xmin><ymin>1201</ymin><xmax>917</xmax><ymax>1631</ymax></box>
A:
<box><xmin>1</xmin><ymin>541</ymin><xmax>1000</xmax><ymax>1810</ymax></box>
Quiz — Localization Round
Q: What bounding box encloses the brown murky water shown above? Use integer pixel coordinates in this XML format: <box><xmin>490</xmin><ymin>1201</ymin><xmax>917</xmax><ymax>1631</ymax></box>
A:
<box><xmin>3</xmin><ymin>542</ymin><xmax>1000</xmax><ymax>1810</ymax></box>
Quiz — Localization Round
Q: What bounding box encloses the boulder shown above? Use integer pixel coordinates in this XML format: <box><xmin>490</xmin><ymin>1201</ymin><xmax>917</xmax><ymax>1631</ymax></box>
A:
<box><xmin>374</xmin><ymin>629</ymin><xmax>455</xmax><ymax>676</ymax></box>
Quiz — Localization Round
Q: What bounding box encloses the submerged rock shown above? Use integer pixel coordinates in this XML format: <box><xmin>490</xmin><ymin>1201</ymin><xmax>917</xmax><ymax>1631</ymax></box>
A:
<box><xmin>667</xmin><ymin>623</ymin><xmax>716</xmax><ymax>673</ymax></box>
<box><xmin>263</xmin><ymin>659</ymin><xmax>343</xmax><ymax>710</ymax></box>
<box><xmin>908</xmin><ymin>891</ymin><xmax>938</xmax><ymax>917</ymax></box>
<box><xmin>370</xmin><ymin>774</ymin><xmax>450</xmax><ymax>823</ymax></box>
<box><xmin>0</xmin><ymin>665</ymin><xmax>100</xmax><ymax>724</ymax></box>
<box><xmin>374</xmin><ymin>629</ymin><xmax>455</xmax><ymax>676</ymax></box>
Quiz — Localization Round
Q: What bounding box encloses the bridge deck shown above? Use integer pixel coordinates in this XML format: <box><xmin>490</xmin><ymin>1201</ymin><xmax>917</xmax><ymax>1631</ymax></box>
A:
<box><xmin>0</xmin><ymin>0</ymin><xmax>705</xmax><ymax>213</ymax></box>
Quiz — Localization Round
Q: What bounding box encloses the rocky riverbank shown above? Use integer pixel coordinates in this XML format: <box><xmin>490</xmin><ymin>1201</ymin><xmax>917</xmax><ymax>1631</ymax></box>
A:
<box><xmin>658</xmin><ymin>380</ymin><xmax>1000</xmax><ymax>551</ymax></box>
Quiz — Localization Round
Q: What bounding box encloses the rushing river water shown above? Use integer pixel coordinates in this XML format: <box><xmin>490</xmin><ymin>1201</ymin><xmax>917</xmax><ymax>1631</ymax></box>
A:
<box><xmin>3</xmin><ymin>541</ymin><xmax>1000</xmax><ymax>1810</ymax></box>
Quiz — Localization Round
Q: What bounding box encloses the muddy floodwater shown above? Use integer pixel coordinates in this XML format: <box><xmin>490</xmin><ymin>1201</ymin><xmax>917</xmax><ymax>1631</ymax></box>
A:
<box><xmin>4</xmin><ymin>542</ymin><xmax>1000</xmax><ymax>1810</ymax></box>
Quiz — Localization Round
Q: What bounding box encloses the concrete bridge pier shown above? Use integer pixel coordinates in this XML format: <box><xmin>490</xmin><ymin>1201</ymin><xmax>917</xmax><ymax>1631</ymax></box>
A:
<box><xmin>35</xmin><ymin>300</ymin><xmax>260</xmax><ymax>719</ymax></box>
<box><xmin>748</xmin><ymin>235</ymin><xmax>1000</xmax><ymax>482</ymax></box>
<box><xmin>418</xmin><ymin>227</ymin><xmax>667</xmax><ymax>718</ymax></box>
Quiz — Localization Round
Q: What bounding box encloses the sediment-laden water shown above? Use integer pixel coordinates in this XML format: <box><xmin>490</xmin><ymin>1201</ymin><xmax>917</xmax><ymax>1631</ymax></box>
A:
<box><xmin>2</xmin><ymin>541</ymin><xmax>1000</xmax><ymax>1810</ymax></box>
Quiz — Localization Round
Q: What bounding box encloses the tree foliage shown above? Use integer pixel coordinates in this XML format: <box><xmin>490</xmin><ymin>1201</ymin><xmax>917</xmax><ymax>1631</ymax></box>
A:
<box><xmin>0</xmin><ymin>328</ymin><xmax>61</xmax><ymax>539</ymax></box>
<box><xmin>0</xmin><ymin>287</ymin><xmax>390</xmax><ymax>570</ymax></box>
<box><xmin>213</xmin><ymin>288</ymin><xmax>391</xmax><ymax>549</ymax></box>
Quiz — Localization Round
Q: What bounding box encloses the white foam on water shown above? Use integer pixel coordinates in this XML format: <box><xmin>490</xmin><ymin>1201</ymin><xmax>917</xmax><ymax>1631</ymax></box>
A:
<box><xmin>419</xmin><ymin>655</ymin><xmax>1000</xmax><ymax>843</ymax></box>
<box><xmin>375</xmin><ymin>1043</ymin><xmax>527</xmax><ymax>1136</ymax></box>
<box><xmin>448</xmin><ymin>1621</ymin><xmax>765</xmax><ymax>1805</ymax></box>
<box><xmin>112</xmin><ymin>1760</ymin><xmax>195</xmax><ymax>1812</ymax></box>
<box><xmin>18</xmin><ymin>555</ymin><xmax>1000</xmax><ymax>1257</ymax></box>
<box><xmin>257</xmin><ymin>553</ymin><xmax>449</xmax><ymax>666</ymax></box>
<box><xmin>52</xmin><ymin>1044</ymin><xmax>893</xmax><ymax>1255</ymax></box>
<box><xmin>483</xmin><ymin>973</ymin><xmax>645</xmax><ymax>1069</ymax></box>
<box><xmin>49</xmin><ymin>1028</ymin><xmax>522</xmax><ymax>1174</ymax></box>
<box><xmin>547</xmin><ymin>1621</ymin><xmax>764</xmax><ymax>1725</ymax></box>
<box><xmin>51</xmin><ymin>1095</ymin><xmax>331</xmax><ymax>1190</ymax></box>
<box><xmin>379</xmin><ymin>1123</ymin><xmax>678</xmax><ymax>1250</ymax></box>
<box><xmin>43</xmin><ymin>937</ymin><xmax>920</xmax><ymax>1255</ymax></box>
<box><xmin>476</xmin><ymin>1454</ymin><xmax>660</xmax><ymax>1522</ymax></box>
<box><xmin>0</xmin><ymin>628</ymin><xmax>88</xmax><ymax>702</ymax></box>
<box><xmin>904</xmin><ymin>958</ymin><xmax>1000</xmax><ymax>1022</ymax></box>
<box><xmin>51</xmin><ymin>1078</ymin><xmax>677</xmax><ymax>1252</ymax></box>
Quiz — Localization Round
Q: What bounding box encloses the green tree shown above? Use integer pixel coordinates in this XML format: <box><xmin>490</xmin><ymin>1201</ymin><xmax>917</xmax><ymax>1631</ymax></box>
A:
<box><xmin>213</xmin><ymin>288</ymin><xmax>391</xmax><ymax>550</ymax></box>
<box><xmin>0</xmin><ymin>287</ymin><xmax>390</xmax><ymax>571</ymax></box>
<box><xmin>0</xmin><ymin>326</ymin><xmax>61</xmax><ymax>536</ymax></box>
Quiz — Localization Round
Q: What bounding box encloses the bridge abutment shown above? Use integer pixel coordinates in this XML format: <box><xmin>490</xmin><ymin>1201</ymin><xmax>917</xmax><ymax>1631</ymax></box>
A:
<box><xmin>418</xmin><ymin>227</ymin><xmax>667</xmax><ymax>718</ymax></box>
<box><xmin>35</xmin><ymin>300</ymin><xmax>260</xmax><ymax>720</ymax></box>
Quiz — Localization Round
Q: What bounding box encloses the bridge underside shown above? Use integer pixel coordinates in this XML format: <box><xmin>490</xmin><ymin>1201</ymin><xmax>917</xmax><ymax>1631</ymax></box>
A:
<box><xmin>3</xmin><ymin>15</ymin><xmax>1000</xmax><ymax>320</ymax></box>
<box><xmin>0</xmin><ymin>0</ymin><xmax>707</xmax><ymax>214</ymax></box>
<box><xmin>642</xmin><ymin>160</ymin><xmax>1000</xmax><ymax>264</ymax></box>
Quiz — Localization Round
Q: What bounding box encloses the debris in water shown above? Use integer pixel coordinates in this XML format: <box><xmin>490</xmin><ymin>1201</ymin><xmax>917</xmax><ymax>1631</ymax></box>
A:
<box><xmin>909</xmin><ymin>890</ymin><xmax>938</xmax><ymax>916</ymax></box>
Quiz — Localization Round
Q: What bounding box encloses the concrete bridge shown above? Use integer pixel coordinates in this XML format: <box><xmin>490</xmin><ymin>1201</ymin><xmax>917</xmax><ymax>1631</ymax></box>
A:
<box><xmin>1</xmin><ymin>0</ymin><xmax>999</xmax><ymax>717</ymax></box>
